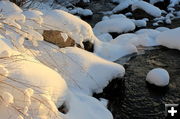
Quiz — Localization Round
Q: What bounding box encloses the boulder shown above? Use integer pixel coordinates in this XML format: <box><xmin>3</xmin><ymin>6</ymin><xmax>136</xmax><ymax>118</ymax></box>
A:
<box><xmin>43</xmin><ymin>30</ymin><xmax>75</xmax><ymax>48</ymax></box>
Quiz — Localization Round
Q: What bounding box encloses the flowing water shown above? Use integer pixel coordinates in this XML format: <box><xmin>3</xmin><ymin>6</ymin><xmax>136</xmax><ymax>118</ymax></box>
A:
<box><xmin>94</xmin><ymin>47</ymin><xmax>180</xmax><ymax>119</ymax></box>
<box><xmin>78</xmin><ymin>1</ymin><xmax>180</xmax><ymax>118</ymax></box>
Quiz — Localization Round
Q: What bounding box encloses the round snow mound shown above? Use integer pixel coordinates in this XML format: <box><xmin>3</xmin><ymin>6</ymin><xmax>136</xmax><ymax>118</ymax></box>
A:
<box><xmin>146</xmin><ymin>68</ymin><xmax>170</xmax><ymax>87</ymax></box>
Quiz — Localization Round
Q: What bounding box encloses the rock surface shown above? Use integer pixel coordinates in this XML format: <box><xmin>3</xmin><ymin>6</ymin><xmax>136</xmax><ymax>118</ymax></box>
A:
<box><xmin>43</xmin><ymin>30</ymin><xmax>75</xmax><ymax>48</ymax></box>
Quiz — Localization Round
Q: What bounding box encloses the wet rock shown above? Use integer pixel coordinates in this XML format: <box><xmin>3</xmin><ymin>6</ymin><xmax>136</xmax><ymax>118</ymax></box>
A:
<box><xmin>43</xmin><ymin>30</ymin><xmax>75</xmax><ymax>48</ymax></box>
<box><xmin>83</xmin><ymin>41</ymin><xmax>94</xmax><ymax>52</ymax></box>
<box><xmin>132</xmin><ymin>9</ymin><xmax>155</xmax><ymax>20</ymax></box>
<box><xmin>76</xmin><ymin>0</ymin><xmax>89</xmax><ymax>8</ymax></box>
<box><xmin>154</xmin><ymin>0</ymin><xmax>170</xmax><ymax>11</ymax></box>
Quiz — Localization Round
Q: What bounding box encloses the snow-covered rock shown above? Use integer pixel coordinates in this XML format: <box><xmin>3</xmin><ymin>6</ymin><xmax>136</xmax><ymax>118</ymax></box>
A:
<box><xmin>97</xmin><ymin>33</ymin><xmax>113</xmax><ymax>42</ymax></box>
<box><xmin>94</xmin><ymin>39</ymin><xmax>137</xmax><ymax>61</ymax></box>
<box><xmin>131</xmin><ymin>19</ymin><xmax>147</xmax><ymax>27</ymax></box>
<box><xmin>146</xmin><ymin>68</ymin><xmax>170</xmax><ymax>86</ymax></box>
<box><xmin>24</xmin><ymin>40</ymin><xmax>125</xmax><ymax>94</ymax></box>
<box><xmin>135</xmin><ymin>29</ymin><xmax>160</xmax><ymax>46</ymax></box>
<box><xmin>94</xmin><ymin>18</ymin><xmax>135</xmax><ymax>35</ymax></box>
<box><xmin>156</xmin><ymin>28</ymin><xmax>180</xmax><ymax>50</ymax></box>
<box><xmin>110</xmin><ymin>33</ymin><xmax>138</xmax><ymax>46</ymax></box>
<box><xmin>132</xmin><ymin>1</ymin><xmax>162</xmax><ymax>17</ymax></box>
<box><xmin>112</xmin><ymin>0</ymin><xmax>132</xmax><ymax>13</ymax></box>
<box><xmin>155</xmin><ymin>27</ymin><xmax>170</xmax><ymax>32</ymax></box>
<box><xmin>42</xmin><ymin>10</ymin><xmax>95</xmax><ymax>47</ymax></box>
<box><xmin>69</xmin><ymin>8</ymin><xmax>93</xmax><ymax>16</ymax></box>
<box><xmin>0</xmin><ymin>1</ymin><xmax>22</xmax><ymax>15</ymax></box>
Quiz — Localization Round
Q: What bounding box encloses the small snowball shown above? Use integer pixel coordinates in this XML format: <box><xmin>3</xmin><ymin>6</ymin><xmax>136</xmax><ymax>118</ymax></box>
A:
<box><xmin>146</xmin><ymin>68</ymin><xmax>170</xmax><ymax>86</ymax></box>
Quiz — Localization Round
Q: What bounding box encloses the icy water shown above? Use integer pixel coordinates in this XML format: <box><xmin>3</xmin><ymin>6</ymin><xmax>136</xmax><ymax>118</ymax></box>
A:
<box><xmin>94</xmin><ymin>47</ymin><xmax>180</xmax><ymax>119</ymax></box>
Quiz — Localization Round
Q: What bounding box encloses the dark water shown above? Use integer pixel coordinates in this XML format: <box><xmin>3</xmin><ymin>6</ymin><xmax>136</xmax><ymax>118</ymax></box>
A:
<box><xmin>94</xmin><ymin>47</ymin><xmax>180</xmax><ymax>119</ymax></box>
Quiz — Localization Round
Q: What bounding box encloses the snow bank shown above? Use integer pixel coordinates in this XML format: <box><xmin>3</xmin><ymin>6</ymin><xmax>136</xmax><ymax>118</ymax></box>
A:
<box><xmin>132</xmin><ymin>1</ymin><xmax>162</xmax><ymax>17</ymax></box>
<box><xmin>24</xmin><ymin>41</ymin><xmax>125</xmax><ymax>94</ymax></box>
<box><xmin>146</xmin><ymin>68</ymin><xmax>170</xmax><ymax>86</ymax></box>
<box><xmin>0</xmin><ymin>1</ymin><xmax>22</xmax><ymax>15</ymax></box>
<box><xmin>23</xmin><ymin>9</ymin><xmax>44</xmax><ymax>28</ymax></box>
<box><xmin>156</xmin><ymin>27</ymin><xmax>180</xmax><ymax>50</ymax></box>
<box><xmin>0</xmin><ymin>48</ymin><xmax>68</xmax><ymax>119</ymax></box>
<box><xmin>94</xmin><ymin>18</ymin><xmax>135</xmax><ymax>35</ymax></box>
<box><xmin>1</xmin><ymin>36</ymin><xmax>115</xmax><ymax>119</ymax></box>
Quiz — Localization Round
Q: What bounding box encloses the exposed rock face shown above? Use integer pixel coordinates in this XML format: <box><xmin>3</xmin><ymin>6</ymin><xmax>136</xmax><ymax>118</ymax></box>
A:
<box><xmin>43</xmin><ymin>30</ymin><xmax>75</xmax><ymax>48</ymax></box>
<box><xmin>43</xmin><ymin>30</ymin><xmax>94</xmax><ymax>52</ymax></box>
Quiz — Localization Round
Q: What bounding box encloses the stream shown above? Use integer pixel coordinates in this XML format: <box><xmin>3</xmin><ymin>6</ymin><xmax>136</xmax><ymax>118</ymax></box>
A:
<box><xmin>78</xmin><ymin>0</ymin><xmax>180</xmax><ymax>118</ymax></box>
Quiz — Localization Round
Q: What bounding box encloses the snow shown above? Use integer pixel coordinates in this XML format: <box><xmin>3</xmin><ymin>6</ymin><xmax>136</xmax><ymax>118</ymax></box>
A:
<box><xmin>69</xmin><ymin>8</ymin><xmax>93</xmax><ymax>16</ymax></box>
<box><xmin>94</xmin><ymin>39</ymin><xmax>137</xmax><ymax>61</ymax></box>
<box><xmin>0</xmin><ymin>53</ymin><xmax>68</xmax><ymax>119</ymax></box>
<box><xmin>131</xmin><ymin>19</ymin><xmax>147</xmax><ymax>27</ymax></box>
<box><xmin>132</xmin><ymin>1</ymin><xmax>162</xmax><ymax>17</ymax></box>
<box><xmin>169</xmin><ymin>0</ymin><xmax>180</xmax><ymax>7</ymax></box>
<box><xmin>0</xmin><ymin>1</ymin><xmax>22</xmax><ymax>15</ymax></box>
<box><xmin>42</xmin><ymin>10</ymin><xmax>95</xmax><ymax>47</ymax></box>
<box><xmin>0</xmin><ymin>65</ymin><xmax>9</xmax><ymax>77</ymax></box>
<box><xmin>135</xmin><ymin>29</ymin><xmax>160</xmax><ymax>46</ymax></box>
<box><xmin>150</xmin><ymin>0</ymin><xmax>164</xmax><ymax>4</ymax></box>
<box><xmin>155</xmin><ymin>27</ymin><xmax>170</xmax><ymax>32</ymax></box>
<box><xmin>112</xmin><ymin>0</ymin><xmax>133</xmax><ymax>13</ymax></box>
<box><xmin>23</xmin><ymin>9</ymin><xmax>44</xmax><ymax>26</ymax></box>
<box><xmin>93</xmin><ymin>18</ymin><xmax>135</xmax><ymax>35</ymax></box>
<box><xmin>97</xmin><ymin>33</ymin><xmax>113</xmax><ymax>42</ymax></box>
<box><xmin>1</xmin><ymin>0</ymin><xmax>180</xmax><ymax>119</ymax></box>
<box><xmin>156</xmin><ymin>27</ymin><xmax>180</xmax><ymax>50</ymax></box>
<box><xmin>146</xmin><ymin>68</ymin><xmax>170</xmax><ymax>86</ymax></box>
<box><xmin>24</xmin><ymin>41</ymin><xmax>125</xmax><ymax>94</ymax></box>
<box><xmin>110</xmin><ymin>33</ymin><xmax>138</xmax><ymax>46</ymax></box>
<box><xmin>1</xmin><ymin>92</ymin><xmax>14</xmax><ymax>107</ymax></box>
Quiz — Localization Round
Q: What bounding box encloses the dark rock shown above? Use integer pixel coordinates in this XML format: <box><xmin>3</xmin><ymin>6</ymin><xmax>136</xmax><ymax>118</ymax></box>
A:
<box><xmin>75</xmin><ymin>0</ymin><xmax>89</xmax><ymax>8</ymax></box>
<box><xmin>83</xmin><ymin>41</ymin><xmax>94</xmax><ymax>52</ymax></box>
<box><xmin>154</xmin><ymin>0</ymin><xmax>170</xmax><ymax>11</ymax></box>
<box><xmin>132</xmin><ymin>8</ymin><xmax>155</xmax><ymax>20</ymax></box>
